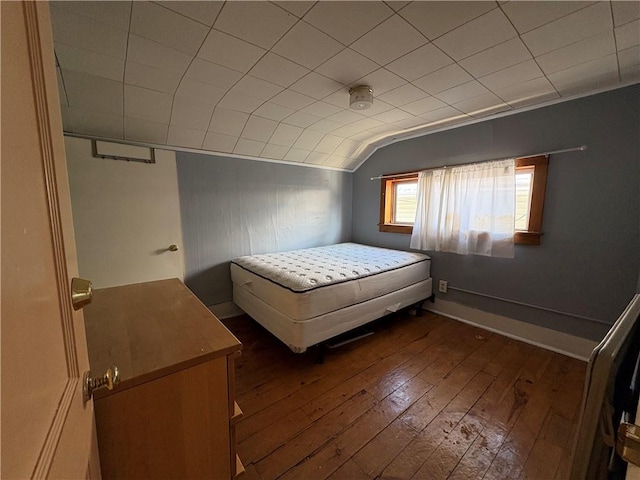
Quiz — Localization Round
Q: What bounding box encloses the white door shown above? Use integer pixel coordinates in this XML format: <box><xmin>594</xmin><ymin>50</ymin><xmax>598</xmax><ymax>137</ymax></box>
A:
<box><xmin>1</xmin><ymin>2</ymin><xmax>99</xmax><ymax>478</ymax></box>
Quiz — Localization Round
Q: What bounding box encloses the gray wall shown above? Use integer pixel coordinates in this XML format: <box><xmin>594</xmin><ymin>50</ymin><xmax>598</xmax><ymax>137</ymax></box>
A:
<box><xmin>353</xmin><ymin>85</ymin><xmax>640</xmax><ymax>341</ymax></box>
<box><xmin>177</xmin><ymin>152</ymin><xmax>352</xmax><ymax>306</ymax></box>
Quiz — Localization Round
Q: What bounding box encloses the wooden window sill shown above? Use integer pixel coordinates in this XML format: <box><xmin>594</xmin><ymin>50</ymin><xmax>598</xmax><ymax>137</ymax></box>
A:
<box><xmin>380</xmin><ymin>226</ymin><xmax>542</xmax><ymax>246</ymax></box>
<box><xmin>379</xmin><ymin>224</ymin><xmax>413</xmax><ymax>234</ymax></box>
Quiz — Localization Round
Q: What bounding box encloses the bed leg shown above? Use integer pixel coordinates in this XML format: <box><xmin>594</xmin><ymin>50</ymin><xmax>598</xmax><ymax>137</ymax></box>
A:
<box><xmin>429</xmin><ymin>294</ymin><xmax>435</xmax><ymax>303</ymax></box>
<box><xmin>415</xmin><ymin>301</ymin><xmax>424</xmax><ymax>316</ymax></box>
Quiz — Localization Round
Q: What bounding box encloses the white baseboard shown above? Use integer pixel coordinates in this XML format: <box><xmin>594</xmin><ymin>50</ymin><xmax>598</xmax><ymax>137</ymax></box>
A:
<box><xmin>426</xmin><ymin>298</ymin><xmax>597</xmax><ymax>361</ymax></box>
<box><xmin>208</xmin><ymin>301</ymin><xmax>245</xmax><ymax>319</ymax></box>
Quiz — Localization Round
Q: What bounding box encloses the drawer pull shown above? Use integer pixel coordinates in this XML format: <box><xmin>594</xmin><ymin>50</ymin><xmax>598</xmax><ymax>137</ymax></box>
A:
<box><xmin>83</xmin><ymin>365</ymin><xmax>119</xmax><ymax>402</ymax></box>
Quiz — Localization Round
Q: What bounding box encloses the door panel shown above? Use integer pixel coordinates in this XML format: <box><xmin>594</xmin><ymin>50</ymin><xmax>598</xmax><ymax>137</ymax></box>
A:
<box><xmin>1</xmin><ymin>1</ymin><xmax>95</xmax><ymax>478</ymax></box>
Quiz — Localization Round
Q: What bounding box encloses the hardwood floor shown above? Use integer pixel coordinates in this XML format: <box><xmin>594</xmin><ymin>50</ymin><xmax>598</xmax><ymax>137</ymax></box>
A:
<box><xmin>223</xmin><ymin>311</ymin><xmax>586</xmax><ymax>480</ymax></box>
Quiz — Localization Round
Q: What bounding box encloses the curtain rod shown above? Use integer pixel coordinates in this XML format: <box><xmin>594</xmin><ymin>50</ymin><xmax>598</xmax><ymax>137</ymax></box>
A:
<box><xmin>369</xmin><ymin>145</ymin><xmax>587</xmax><ymax>181</ymax></box>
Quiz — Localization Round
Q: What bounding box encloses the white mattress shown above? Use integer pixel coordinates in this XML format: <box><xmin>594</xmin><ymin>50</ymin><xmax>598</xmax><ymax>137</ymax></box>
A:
<box><xmin>231</xmin><ymin>243</ymin><xmax>431</xmax><ymax>320</ymax></box>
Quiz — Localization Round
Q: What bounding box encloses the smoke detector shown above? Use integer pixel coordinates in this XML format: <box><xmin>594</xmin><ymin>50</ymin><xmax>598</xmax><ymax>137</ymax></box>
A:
<box><xmin>349</xmin><ymin>85</ymin><xmax>373</xmax><ymax>110</ymax></box>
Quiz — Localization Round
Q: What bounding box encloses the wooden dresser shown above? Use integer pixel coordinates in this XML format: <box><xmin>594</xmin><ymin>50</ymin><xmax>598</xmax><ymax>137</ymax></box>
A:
<box><xmin>83</xmin><ymin>278</ymin><xmax>244</xmax><ymax>479</ymax></box>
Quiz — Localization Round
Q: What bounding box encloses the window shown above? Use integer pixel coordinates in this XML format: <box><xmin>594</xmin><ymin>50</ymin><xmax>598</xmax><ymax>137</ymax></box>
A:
<box><xmin>379</xmin><ymin>173</ymin><xmax>418</xmax><ymax>234</ymax></box>
<box><xmin>379</xmin><ymin>155</ymin><xmax>549</xmax><ymax>245</ymax></box>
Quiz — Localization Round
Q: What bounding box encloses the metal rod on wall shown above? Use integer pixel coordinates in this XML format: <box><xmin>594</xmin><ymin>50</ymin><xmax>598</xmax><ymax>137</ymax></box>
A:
<box><xmin>370</xmin><ymin>145</ymin><xmax>587</xmax><ymax>181</ymax></box>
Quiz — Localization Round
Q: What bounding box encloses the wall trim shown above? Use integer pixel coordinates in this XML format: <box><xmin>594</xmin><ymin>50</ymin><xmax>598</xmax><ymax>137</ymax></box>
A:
<box><xmin>426</xmin><ymin>298</ymin><xmax>598</xmax><ymax>362</ymax></box>
<box><xmin>209</xmin><ymin>301</ymin><xmax>245</xmax><ymax>320</ymax></box>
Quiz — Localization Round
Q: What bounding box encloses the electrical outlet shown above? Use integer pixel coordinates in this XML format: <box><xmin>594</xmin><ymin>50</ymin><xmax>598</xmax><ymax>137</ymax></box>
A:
<box><xmin>439</xmin><ymin>280</ymin><xmax>448</xmax><ymax>293</ymax></box>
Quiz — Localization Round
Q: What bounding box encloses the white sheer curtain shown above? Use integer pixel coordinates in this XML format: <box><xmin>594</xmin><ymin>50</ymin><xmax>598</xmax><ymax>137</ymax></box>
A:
<box><xmin>410</xmin><ymin>158</ymin><xmax>516</xmax><ymax>258</ymax></box>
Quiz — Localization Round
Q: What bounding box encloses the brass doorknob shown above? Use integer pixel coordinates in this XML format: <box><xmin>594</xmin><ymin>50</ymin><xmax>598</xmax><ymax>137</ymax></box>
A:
<box><xmin>168</xmin><ymin>244</ymin><xmax>179</xmax><ymax>252</ymax></box>
<box><xmin>71</xmin><ymin>277</ymin><xmax>92</xmax><ymax>310</ymax></box>
<box><xmin>83</xmin><ymin>366</ymin><xmax>119</xmax><ymax>402</ymax></box>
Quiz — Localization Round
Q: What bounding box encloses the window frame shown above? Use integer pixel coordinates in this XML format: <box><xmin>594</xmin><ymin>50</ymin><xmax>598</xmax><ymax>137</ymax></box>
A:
<box><xmin>378</xmin><ymin>155</ymin><xmax>549</xmax><ymax>245</ymax></box>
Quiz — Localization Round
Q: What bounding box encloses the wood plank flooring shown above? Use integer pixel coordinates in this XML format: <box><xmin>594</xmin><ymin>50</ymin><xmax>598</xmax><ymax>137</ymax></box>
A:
<box><xmin>222</xmin><ymin>311</ymin><xmax>586</xmax><ymax>480</ymax></box>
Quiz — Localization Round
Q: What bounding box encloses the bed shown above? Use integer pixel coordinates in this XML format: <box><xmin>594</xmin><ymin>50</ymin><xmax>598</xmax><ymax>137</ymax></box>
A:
<box><xmin>231</xmin><ymin>243</ymin><xmax>432</xmax><ymax>353</ymax></box>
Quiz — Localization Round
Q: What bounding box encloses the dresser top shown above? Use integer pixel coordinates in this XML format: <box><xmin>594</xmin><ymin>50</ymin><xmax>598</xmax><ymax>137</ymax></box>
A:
<box><xmin>83</xmin><ymin>278</ymin><xmax>241</xmax><ymax>397</ymax></box>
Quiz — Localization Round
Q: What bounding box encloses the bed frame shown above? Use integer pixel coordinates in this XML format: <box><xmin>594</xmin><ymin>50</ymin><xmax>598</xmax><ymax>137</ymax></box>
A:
<box><xmin>231</xmin><ymin>243</ymin><xmax>433</xmax><ymax>357</ymax></box>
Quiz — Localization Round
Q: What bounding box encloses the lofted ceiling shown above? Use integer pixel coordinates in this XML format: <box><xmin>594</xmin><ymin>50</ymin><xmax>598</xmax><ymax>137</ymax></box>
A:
<box><xmin>51</xmin><ymin>1</ymin><xmax>640</xmax><ymax>171</ymax></box>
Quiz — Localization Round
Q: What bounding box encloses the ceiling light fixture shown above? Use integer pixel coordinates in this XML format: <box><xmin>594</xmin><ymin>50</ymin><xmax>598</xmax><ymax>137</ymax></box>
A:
<box><xmin>349</xmin><ymin>85</ymin><xmax>373</xmax><ymax>110</ymax></box>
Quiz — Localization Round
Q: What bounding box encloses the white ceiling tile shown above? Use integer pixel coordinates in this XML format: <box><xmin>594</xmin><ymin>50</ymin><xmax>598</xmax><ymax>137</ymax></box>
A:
<box><xmin>352</xmin><ymin>68</ymin><xmax>407</xmax><ymax>95</ymax></box>
<box><xmin>435</xmin><ymin>81</ymin><xmax>489</xmax><ymax>104</ymax></box>
<box><xmin>413</xmin><ymin>64</ymin><xmax>473</xmax><ymax>95</ymax></box>
<box><xmin>249</xmin><ymin>53</ymin><xmax>310</xmax><ymax>87</ymax></box>
<box><xmin>358</xmin><ymin>99</ymin><xmax>395</xmax><ymax>117</ymax></box>
<box><xmin>304</xmin><ymin>1</ymin><xmax>393</xmax><ymax>45</ymax></box>
<box><xmin>459</xmin><ymin>38</ymin><xmax>532</xmax><ymax>78</ymax></box>
<box><xmin>493</xmin><ymin>77</ymin><xmax>559</xmax><ymax>107</ymax></box>
<box><xmin>63</xmin><ymin>70</ymin><xmax>123</xmax><ymax>115</ymax></box>
<box><xmin>521</xmin><ymin>3</ymin><xmax>612</xmax><ymax>56</ymax></box>
<box><xmin>351</xmin><ymin>15</ymin><xmax>427</xmax><ymax>66</ymax></box>
<box><xmin>67</xmin><ymin>107</ymin><xmax>123</xmax><ymax>138</ymax></box>
<box><xmin>217</xmin><ymin>92</ymin><xmax>265</xmax><ymax>114</ymax></box>
<box><xmin>616</xmin><ymin>19</ymin><xmax>640</xmax><ymax>50</ymax></box>
<box><xmin>124</xmin><ymin>84</ymin><xmax>172</xmax><ymax>123</ymax></box>
<box><xmin>501</xmin><ymin>1</ymin><xmax>594</xmax><ymax>34</ymax></box>
<box><xmin>273</xmin><ymin>2</ymin><xmax>315</xmax><ymax>18</ymax></box>
<box><xmin>612</xmin><ymin>1</ymin><xmax>640</xmax><ymax>27</ymax></box>
<box><xmin>272</xmin><ymin>21</ymin><xmax>344</xmax><ymax>69</ymax></box>
<box><xmin>547</xmin><ymin>54</ymin><xmax>619</xmax><ymax>95</ymax></box>
<box><xmin>171</xmin><ymin>96</ymin><xmax>215</xmax><ymax>130</ymax></box>
<box><xmin>386</xmin><ymin>2</ymin><xmax>410</xmax><ymax>13</ymax></box>
<box><xmin>50</xmin><ymin>6</ymin><xmax>128</xmax><ymax>58</ymax></box>
<box><xmin>327</xmin><ymin>109</ymin><xmax>366</xmax><ymax>124</ymax></box>
<box><xmin>127</xmin><ymin>34</ymin><xmax>192</xmax><ymax>75</ymax></box>
<box><xmin>270</xmin><ymin>90</ymin><xmax>316</xmax><ymax>110</ymax></box>
<box><xmin>293</xmin><ymin>130</ymin><xmax>324</xmax><ymax>150</ymax></box>
<box><xmin>159</xmin><ymin>1</ymin><xmax>223</xmax><ymax>26</ymax></box>
<box><xmin>323</xmin><ymin>155</ymin><xmax>349</xmax><ymax>168</ymax></box>
<box><xmin>332</xmin><ymin>139</ymin><xmax>361</xmax><ymax>158</ymax></box>
<box><xmin>270</xmin><ymin>123</ymin><xmax>303</xmax><ymax>146</ymax></box>
<box><xmin>289</xmin><ymin>72</ymin><xmax>345</xmax><ymax>100</ymax></box>
<box><xmin>452</xmin><ymin>93</ymin><xmax>510</xmax><ymax>116</ymax></box>
<box><xmin>198</xmin><ymin>30</ymin><xmax>266</xmax><ymax>73</ymax></box>
<box><xmin>386</xmin><ymin>44</ymin><xmax>453</xmax><ymax>81</ymax></box>
<box><xmin>282</xmin><ymin>111</ymin><xmax>321</xmax><ymax>128</ymax></box>
<box><xmin>315</xmin><ymin>48</ymin><xmax>379</xmax><ymax>84</ymax></box>
<box><xmin>321</xmin><ymin>90</ymin><xmax>352</xmax><ymax>108</ymax></box>
<box><xmin>304</xmin><ymin>151</ymin><xmax>330</xmax><ymax>165</ymax></box>
<box><xmin>214</xmin><ymin>1</ymin><xmax>297</xmax><ymax>49</ymax></box>
<box><xmin>202</xmin><ymin>132</ymin><xmax>238</xmax><ymax>153</ymax></box>
<box><xmin>399</xmin><ymin>1</ymin><xmax>495</xmax><ymax>40</ymax></box>
<box><xmin>306</xmin><ymin>119</ymin><xmax>343</xmax><ymax>134</ymax></box>
<box><xmin>434</xmin><ymin>9</ymin><xmax>517</xmax><ymax>61</ymax></box>
<box><xmin>536</xmin><ymin>32</ymin><xmax>615</xmax><ymax>75</ymax></box>
<box><xmin>400</xmin><ymin>96</ymin><xmax>448</xmax><ymax>115</ymax></box>
<box><xmin>391</xmin><ymin>116</ymin><xmax>430</xmax><ymax>129</ymax></box>
<box><xmin>230</xmin><ymin>76</ymin><xmax>283</xmax><ymax>101</ymax></box>
<box><xmin>209</xmin><ymin>108</ymin><xmax>249</xmax><ymax>136</ymax></box>
<box><xmin>373</xmin><ymin>108</ymin><xmax>414</xmax><ymax>123</ymax></box>
<box><xmin>125</xmin><ymin>61</ymin><xmax>181</xmax><ymax>94</ymax></box>
<box><xmin>419</xmin><ymin>106</ymin><xmax>467</xmax><ymax>124</ymax></box>
<box><xmin>330</xmin><ymin>124</ymin><xmax>366</xmax><ymax>138</ymax></box>
<box><xmin>51</xmin><ymin>1</ymin><xmax>132</xmax><ymax>30</ymax></box>
<box><xmin>480</xmin><ymin>60</ymin><xmax>543</xmax><ymax>91</ymax></box>
<box><xmin>261</xmin><ymin>143</ymin><xmax>290</xmax><ymax>160</ymax></box>
<box><xmin>284</xmin><ymin>148</ymin><xmax>311</xmax><ymax>162</ymax></box>
<box><xmin>234</xmin><ymin>138</ymin><xmax>266</xmax><ymax>156</ymax></box>
<box><xmin>253</xmin><ymin>102</ymin><xmax>295</xmax><ymax>121</ymax></box>
<box><xmin>378</xmin><ymin>83</ymin><xmax>428</xmax><ymax>107</ymax></box>
<box><xmin>240</xmin><ymin>116</ymin><xmax>279</xmax><ymax>142</ymax></box>
<box><xmin>619</xmin><ymin>45</ymin><xmax>640</xmax><ymax>70</ymax></box>
<box><xmin>167</xmin><ymin>126</ymin><xmax>206</xmax><ymax>148</ymax></box>
<box><xmin>301</xmin><ymin>101</ymin><xmax>342</xmax><ymax>118</ymax></box>
<box><xmin>130</xmin><ymin>2</ymin><xmax>209</xmax><ymax>55</ymax></box>
<box><xmin>124</xmin><ymin>117</ymin><xmax>168</xmax><ymax>144</ymax></box>
<box><xmin>349</xmin><ymin>130</ymin><xmax>377</xmax><ymax>142</ymax></box>
<box><xmin>315</xmin><ymin>135</ymin><xmax>344</xmax><ymax>154</ymax></box>
<box><xmin>620</xmin><ymin>62</ymin><xmax>640</xmax><ymax>82</ymax></box>
<box><xmin>185</xmin><ymin>58</ymin><xmax>243</xmax><ymax>90</ymax></box>
<box><xmin>55</xmin><ymin>43</ymin><xmax>124</xmax><ymax>82</ymax></box>
<box><xmin>175</xmin><ymin>78</ymin><xmax>226</xmax><ymax>105</ymax></box>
